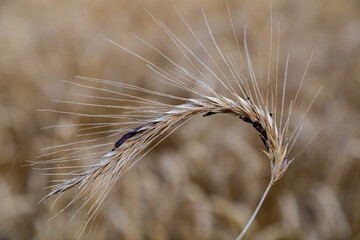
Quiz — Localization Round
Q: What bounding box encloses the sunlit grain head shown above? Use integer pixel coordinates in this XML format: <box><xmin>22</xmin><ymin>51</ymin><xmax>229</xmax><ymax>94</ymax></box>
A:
<box><xmin>33</xmin><ymin>1</ymin><xmax>321</xmax><ymax>238</ymax></box>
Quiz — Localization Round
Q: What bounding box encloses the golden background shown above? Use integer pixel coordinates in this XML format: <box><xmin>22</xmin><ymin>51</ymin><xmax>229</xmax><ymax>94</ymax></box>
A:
<box><xmin>0</xmin><ymin>0</ymin><xmax>359</xmax><ymax>239</ymax></box>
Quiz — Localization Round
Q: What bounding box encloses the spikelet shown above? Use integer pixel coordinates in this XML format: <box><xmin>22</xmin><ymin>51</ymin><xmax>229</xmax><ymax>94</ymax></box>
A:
<box><xmin>34</xmin><ymin>2</ymin><xmax>321</xmax><ymax>239</ymax></box>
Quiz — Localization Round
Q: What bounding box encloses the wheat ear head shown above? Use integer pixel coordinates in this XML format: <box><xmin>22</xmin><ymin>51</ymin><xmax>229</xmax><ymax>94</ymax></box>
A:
<box><xmin>34</xmin><ymin>2</ymin><xmax>322</xmax><ymax>239</ymax></box>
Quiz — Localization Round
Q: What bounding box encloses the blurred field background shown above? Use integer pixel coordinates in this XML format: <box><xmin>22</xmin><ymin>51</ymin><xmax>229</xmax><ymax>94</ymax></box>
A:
<box><xmin>1</xmin><ymin>0</ymin><xmax>360</xmax><ymax>239</ymax></box>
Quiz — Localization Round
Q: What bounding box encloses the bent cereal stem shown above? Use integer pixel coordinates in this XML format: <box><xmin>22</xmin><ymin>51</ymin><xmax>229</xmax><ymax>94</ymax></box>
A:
<box><xmin>237</xmin><ymin>180</ymin><xmax>273</xmax><ymax>240</ymax></box>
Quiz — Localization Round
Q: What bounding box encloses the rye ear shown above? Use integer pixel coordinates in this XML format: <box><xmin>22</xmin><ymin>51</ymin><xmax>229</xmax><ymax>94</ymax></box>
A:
<box><xmin>35</xmin><ymin>2</ymin><xmax>321</xmax><ymax>239</ymax></box>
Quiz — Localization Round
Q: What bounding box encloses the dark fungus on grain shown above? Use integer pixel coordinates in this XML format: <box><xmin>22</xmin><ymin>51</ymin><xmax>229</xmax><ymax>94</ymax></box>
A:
<box><xmin>253</xmin><ymin>121</ymin><xmax>268</xmax><ymax>140</ymax></box>
<box><xmin>203</xmin><ymin>111</ymin><xmax>217</xmax><ymax>117</ymax></box>
<box><xmin>239</xmin><ymin>116</ymin><xmax>270</xmax><ymax>150</ymax></box>
<box><xmin>260</xmin><ymin>135</ymin><xmax>269</xmax><ymax>151</ymax></box>
<box><xmin>240</xmin><ymin>115</ymin><xmax>253</xmax><ymax>123</ymax></box>
<box><xmin>112</xmin><ymin>129</ymin><xmax>145</xmax><ymax>151</ymax></box>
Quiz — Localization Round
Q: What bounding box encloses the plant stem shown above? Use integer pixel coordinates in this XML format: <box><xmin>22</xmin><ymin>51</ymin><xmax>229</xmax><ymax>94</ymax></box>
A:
<box><xmin>237</xmin><ymin>180</ymin><xmax>273</xmax><ymax>240</ymax></box>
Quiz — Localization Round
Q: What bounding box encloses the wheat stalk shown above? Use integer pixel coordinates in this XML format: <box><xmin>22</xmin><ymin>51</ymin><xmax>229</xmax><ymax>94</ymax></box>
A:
<box><xmin>33</xmin><ymin>1</ymin><xmax>321</xmax><ymax>239</ymax></box>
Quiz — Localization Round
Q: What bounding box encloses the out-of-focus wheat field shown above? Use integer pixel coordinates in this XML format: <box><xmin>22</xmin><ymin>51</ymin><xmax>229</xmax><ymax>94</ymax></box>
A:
<box><xmin>1</xmin><ymin>0</ymin><xmax>359</xmax><ymax>239</ymax></box>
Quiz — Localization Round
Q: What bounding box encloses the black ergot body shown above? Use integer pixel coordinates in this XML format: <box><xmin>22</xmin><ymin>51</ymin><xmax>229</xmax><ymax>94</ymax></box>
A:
<box><xmin>240</xmin><ymin>115</ymin><xmax>270</xmax><ymax>151</ymax></box>
<box><xmin>112</xmin><ymin>127</ymin><xmax>145</xmax><ymax>151</ymax></box>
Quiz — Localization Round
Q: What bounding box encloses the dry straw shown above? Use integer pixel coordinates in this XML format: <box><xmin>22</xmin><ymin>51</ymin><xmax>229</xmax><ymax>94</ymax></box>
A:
<box><xmin>33</xmin><ymin>1</ymin><xmax>321</xmax><ymax>239</ymax></box>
